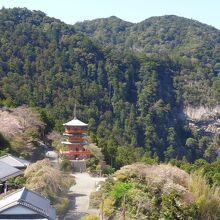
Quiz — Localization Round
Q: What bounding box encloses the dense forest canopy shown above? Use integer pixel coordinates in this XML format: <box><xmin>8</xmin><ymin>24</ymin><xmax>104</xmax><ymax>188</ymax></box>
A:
<box><xmin>74</xmin><ymin>15</ymin><xmax>220</xmax><ymax>106</ymax></box>
<box><xmin>74</xmin><ymin>15</ymin><xmax>220</xmax><ymax>66</ymax></box>
<box><xmin>0</xmin><ymin>8</ymin><xmax>219</xmax><ymax>167</ymax></box>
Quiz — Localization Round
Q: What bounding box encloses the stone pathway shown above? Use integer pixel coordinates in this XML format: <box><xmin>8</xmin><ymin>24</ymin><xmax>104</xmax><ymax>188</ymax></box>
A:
<box><xmin>64</xmin><ymin>173</ymin><xmax>105</xmax><ymax>220</ymax></box>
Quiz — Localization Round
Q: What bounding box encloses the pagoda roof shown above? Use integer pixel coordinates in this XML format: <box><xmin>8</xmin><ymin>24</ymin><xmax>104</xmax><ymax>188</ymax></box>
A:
<box><xmin>63</xmin><ymin>118</ymin><xmax>88</xmax><ymax>126</ymax></box>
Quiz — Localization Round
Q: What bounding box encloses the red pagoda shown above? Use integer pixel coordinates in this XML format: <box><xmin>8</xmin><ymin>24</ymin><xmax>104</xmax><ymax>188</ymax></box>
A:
<box><xmin>60</xmin><ymin>115</ymin><xmax>91</xmax><ymax>159</ymax></box>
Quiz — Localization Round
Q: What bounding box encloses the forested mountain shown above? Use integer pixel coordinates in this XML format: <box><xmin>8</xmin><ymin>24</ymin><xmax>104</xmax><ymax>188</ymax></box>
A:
<box><xmin>75</xmin><ymin>15</ymin><xmax>220</xmax><ymax>105</ymax></box>
<box><xmin>74</xmin><ymin>15</ymin><xmax>220</xmax><ymax>66</ymax></box>
<box><xmin>0</xmin><ymin>8</ymin><xmax>219</xmax><ymax>167</ymax></box>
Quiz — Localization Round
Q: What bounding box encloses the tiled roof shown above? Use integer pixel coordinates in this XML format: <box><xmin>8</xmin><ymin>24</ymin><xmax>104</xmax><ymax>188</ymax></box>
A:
<box><xmin>0</xmin><ymin>187</ymin><xmax>56</xmax><ymax>219</ymax></box>
<box><xmin>0</xmin><ymin>154</ymin><xmax>30</xmax><ymax>168</ymax></box>
<box><xmin>63</xmin><ymin>118</ymin><xmax>88</xmax><ymax>126</ymax></box>
<box><xmin>0</xmin><ymin>161</ymin><xmax>22</xmax><ymax>181</ymax></box>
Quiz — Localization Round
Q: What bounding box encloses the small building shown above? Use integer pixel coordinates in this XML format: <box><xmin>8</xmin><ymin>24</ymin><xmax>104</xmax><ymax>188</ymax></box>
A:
<box><xmin>0</xmin><ymin>187</ymin><xmax>56</xmax><ymax>219</ymax></box>
<box><xmin>60</xmin><ymin>117</ymin><xmax>91</xmax><ymax>160</ymax></box>
<box><xmin>0</xmin><ymin>154</ymin><xmax>30</xmax><ymax>169</ymax></box>
<box><xmin>0</xmin><ymin>161</ymin><xmax>22</xmax><ymax>183</ymax></box>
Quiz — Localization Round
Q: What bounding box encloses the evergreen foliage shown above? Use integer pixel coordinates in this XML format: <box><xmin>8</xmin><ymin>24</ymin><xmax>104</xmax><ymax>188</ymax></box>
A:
<box><xmin>0</xmin><ymin>8</ymin><xmax>219</xmax><ymax>165</ymax></box>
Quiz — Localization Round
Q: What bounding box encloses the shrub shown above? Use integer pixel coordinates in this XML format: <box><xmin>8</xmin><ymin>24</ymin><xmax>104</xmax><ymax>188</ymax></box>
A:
<box><xmin>102</xmin><ymin>165</ymin><xmax>115</xmax><ymax>175</ymax></box>
<box><xmin>110</xmin><ymin>182</ymin><xmax>134</xmax><ymax>201</ymax></box>
<box><xmin>60</xmin><ymin>158</ymin><xmax>72</xmax><ymax>172</ymax></box>
<box><xmin>141</xmin><ymin>154</ymin><xmax>158</xmax><ymax>165</ymax></box>
<box><xmin>14</xmin><ymin>176</ymin><xmax>26</xmax><ymax>186</ymax></box>
<box><xmin>0</xmin><ymin>148</ymin><xmax>9</xmax><ymax>156</ymax></box>
<box><xmin>101</xmin><ymin>163</ymin><xmax>200</xmax><ymax>219</ymax></box>
<box><xmin>24</xmin><ymin>159</ymin><xmax>74</xmax><ymax>198</ymax></box>
<box><xmin>89</xmin><ymin>191</ymin><xmax>102</xmax><ymax>209</ymax></box>
<box><xmin>160</xmin><ymin>190</ymin><xmax>198</xmax><ymax>219</ymax></box>
<box><xmin>86</xmin><ymin>156</ymin><xmax>99</xmax><ymax>168</ymax></box>
<box><xmin>102</xmin><ymin>197</ymin><xmax>115</xmax><ymax>218</ymax></box>
<box><xmin>85</xmin><ymin>144</ymin><xmax>104</xmax><ymax>161</ymax></box>
<box><xmin>54</xmin><ymin>197</ymin><xmax>70</xmax><ymax>216</ymax></box>
<box><xmin>83</xmin><ymin>214</ymin><xmax>99</xmax><ymax>220</ymax></box>
<box><xmin>189</xmin><ymin>172</ymin><xmax>220</xmax><ymax>219</ymax></box>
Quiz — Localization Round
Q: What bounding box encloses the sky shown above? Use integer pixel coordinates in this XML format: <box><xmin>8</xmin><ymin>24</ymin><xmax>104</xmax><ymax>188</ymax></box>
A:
<box><xmin>0</xmin><ymin>0</ymin><xmax>220</xmax><ymax>29</ymax></box>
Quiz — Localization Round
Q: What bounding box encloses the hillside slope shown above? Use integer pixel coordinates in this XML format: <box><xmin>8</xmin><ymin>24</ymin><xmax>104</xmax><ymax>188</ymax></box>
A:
<box><xmin>95</xmin><ymin>163</ymin><xmax>220</xmax><ymax>219</ymax></box>
<box><xmin>75</xmin><ymin>15</ymin><xmax>220</xmax><ymax>135</ymax></box>
<box><xmin>74</xmin><ymin>15</ymin><xmax>220</xmax><ymax>65</ymax></box>
<box><xmin>0</xmin><ymin>8</ymin><xmax>219</xmax><ymax>165</ymax></box>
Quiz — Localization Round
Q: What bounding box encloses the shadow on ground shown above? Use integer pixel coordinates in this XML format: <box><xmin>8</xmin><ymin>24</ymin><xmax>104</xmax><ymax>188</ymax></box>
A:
<box><xmin>63</xmin><ymin>192</ymin><xmax>88</xmax><ymax>220</ymax></box>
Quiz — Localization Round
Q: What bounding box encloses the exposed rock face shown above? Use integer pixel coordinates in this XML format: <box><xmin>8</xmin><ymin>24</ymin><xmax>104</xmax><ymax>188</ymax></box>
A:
<box><xmin>183</xmin><ymin>105</ymin><xmax>220</xmax><ymax>135</ymax></box>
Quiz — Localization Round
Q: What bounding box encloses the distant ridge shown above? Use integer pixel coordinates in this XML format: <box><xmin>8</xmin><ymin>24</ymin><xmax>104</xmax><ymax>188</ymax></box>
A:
<box><xmin>74</xmin><ymin>14</ymin><xmax>220</xmax><ymax>65</ymax></box>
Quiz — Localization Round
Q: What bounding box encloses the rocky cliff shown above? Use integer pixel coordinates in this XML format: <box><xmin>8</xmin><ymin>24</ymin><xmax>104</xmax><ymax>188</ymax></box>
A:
<box><xmin>184</xmin><ymin>105</ymin><xmax>220</xmax><ymax>135</ymax></box>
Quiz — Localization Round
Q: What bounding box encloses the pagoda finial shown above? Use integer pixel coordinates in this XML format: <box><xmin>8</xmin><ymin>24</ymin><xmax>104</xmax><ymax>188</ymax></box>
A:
<box><xmin>74</xmin><ymin>103</ymin><xmax>77</xmax><ymax>119</ymax></box>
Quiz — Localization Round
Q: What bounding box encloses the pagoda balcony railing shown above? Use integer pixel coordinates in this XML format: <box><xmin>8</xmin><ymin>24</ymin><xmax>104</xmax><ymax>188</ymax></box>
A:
<box><xmin>67</xmin><ymin>137</ymin><xmax>86</xmax><ymax>142</ymax></box>
<box><xmin>63</xmin><ymin>133</ymin><xmax>86</xmax><ymax>137</ymax></box>
<box><xmin>65</xmin><ymin>128</ymin><xmax>87</xmax><ymax>134</ymax></box>
<box><xmin>61</xmin><ymin>141</ymin><xmax>88</xmax><ymax>145</ymax></box>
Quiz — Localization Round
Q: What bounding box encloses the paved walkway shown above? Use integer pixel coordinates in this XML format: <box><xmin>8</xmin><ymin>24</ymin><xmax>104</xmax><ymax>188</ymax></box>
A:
<box><xmin>64</xmin><ymin>173</ymin><xmax>105</xmax><ymax>220</ymax></box>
